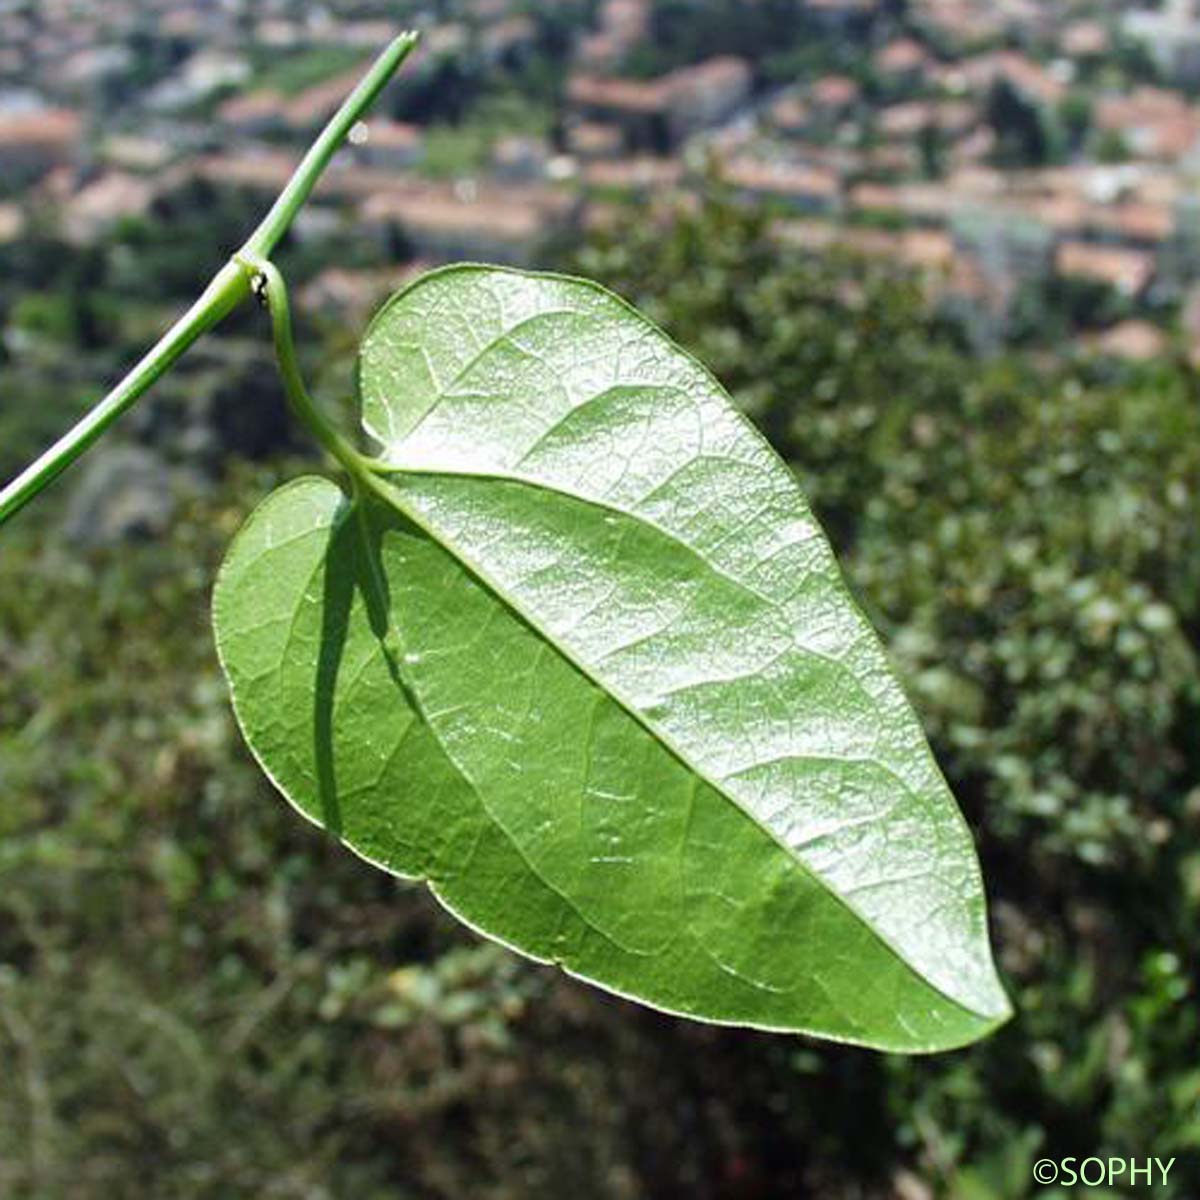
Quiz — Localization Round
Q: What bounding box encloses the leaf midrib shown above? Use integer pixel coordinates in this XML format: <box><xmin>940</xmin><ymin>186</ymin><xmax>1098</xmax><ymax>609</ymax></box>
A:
<box><xmin>373</xmin><ymin>462</ymin><xmax>926</xmax><ymax>807</ymax></box>
<box><xmin>372</xmin><ymin>459</ymin><xmax>842</xmax><ymax>665</ymax></box>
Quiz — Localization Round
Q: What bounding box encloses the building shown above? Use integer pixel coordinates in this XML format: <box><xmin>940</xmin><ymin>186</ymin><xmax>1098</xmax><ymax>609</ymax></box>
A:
<box><xmin>768</xmin><ymin>92</ymin><xmax>812</xmax><ymax>138</ymax></box>
<box><xmin>875</xmin><ymin>37</ymin><xmax>931</xmax><ymax>86</ymax></box>
<box><xmin>146</xmin><ymin>50</ymin><xmax>250</xmax><ymax>113</ymax></box>
<box><xmin>939</xmin><ymin>50</ymin><xmax>1063</xmax><ymax>107</ymax></box>
<box><xmin>567</xmin><ymin>56</ymin><xmax>750</xmax><ymax>153</ymax></box>
<box><xmin>479</xmin><ymin>15</ymin><xmax>537</xmax><ymax>67</ymax></box>
<box><xmin>0</xmin><ymin>202</ymin><xmax>23</xmax><ymax>244</ymax></box>
<box><xmin>359</xmin><ymin>181</ymin><xmax>578</xmax><ymax>264</ymax></box>
<box><xmin>1124</xmin><ymin>1</ymin><xmax>1200</xmax><ymax>87</ymax></box>
<box><xmin>578</xmin><ymin>0</ymin><xmax>650</xmax><ymax>69</ymax></box>
<box><xmin>722</xmin><ymin>156</ymin><xmax>841</xmax><ymax>213</ymax></box>
<box><xmin>668</xmin><ymin>57</ymin><xmax>752</xmax><ymax>139</ymax></box>
<box><xmin>809</xmin><ymin>74</ymin><xmax>861</xmax><ymax>115</ymax></box>
<box><xmin>1086</xmin><ymin>319</ymin><xmax>1167</xmax><ymax>360</ymax></box>
<box><xmin>581</xmin><ymin>155</ymin><xmax>684</xmax><ymax>195</ymax></box>
<box><xmin>566</xmin><ymin>120</ymin><xmax>624</xmax><ymax>160</ymax></box>
<box><xmin>1093</xmin><ymin>88</ymin><xmax>1200</xmax><ymax>163</ymax></box>
<box><xmin>1056</xmin><ymin>241</ymin><xmax>1155</xmax><ymax>298</ymax></box>
<box><xmin>63</xmin><ymin>171</ymin><xmax>156</xmax><ymax>243</ymax></box>
<box><xmin>1060</xmin><ymin>20</ymin><xmax>1108</xmax><ymax>60</ymax></box>
<box><xmin>878</xmin><ymin>100</ymin><xmax>975</xmax><ymax>141</ymax></box>
<box><xmin>0</xmin><ymin>106</ymin><xmax>81</xmax><ymax>179</ymax></box>
<box><xmin>566</xmin><ymin>74</ymin><xmax>674</xmax><ymax>153</ymax></box>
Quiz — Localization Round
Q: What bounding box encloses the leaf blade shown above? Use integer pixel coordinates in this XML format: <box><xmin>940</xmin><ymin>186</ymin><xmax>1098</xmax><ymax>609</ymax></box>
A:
<box><xmin>214</xmin><ymin>265</ymin><xmax>1011</xmax><ymax>1050</ymax></box>
<box><xmin>361</xmin><ymin>266</ymin><xmax>1010</xmax><ymax>1022</ymax></box>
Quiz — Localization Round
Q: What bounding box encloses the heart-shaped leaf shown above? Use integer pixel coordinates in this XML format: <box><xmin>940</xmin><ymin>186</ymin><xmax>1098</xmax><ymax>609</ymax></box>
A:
<box><xmin>213</xmin><ymin>265</ymin><xmax>1010</xmax><ymax>1050</ymax></box>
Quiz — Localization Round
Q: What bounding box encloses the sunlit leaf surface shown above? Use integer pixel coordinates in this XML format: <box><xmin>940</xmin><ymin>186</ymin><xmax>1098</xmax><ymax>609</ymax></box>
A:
<box><xmin>214</xmin><ymin>266</ymin><xmax>1010</xmax><ymax>1051</ymax></box>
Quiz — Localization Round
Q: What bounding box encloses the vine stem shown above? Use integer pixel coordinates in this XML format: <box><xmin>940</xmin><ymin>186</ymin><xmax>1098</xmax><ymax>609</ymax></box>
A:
<box><xmin>0</xmin><ymin>30</ymin><xmax>419</xmax><ymax>528</ymax></box>
<box><xmin>238</xmin><ymin>251</ymin><xmax>369</xmax><ymax>481</ymax></box>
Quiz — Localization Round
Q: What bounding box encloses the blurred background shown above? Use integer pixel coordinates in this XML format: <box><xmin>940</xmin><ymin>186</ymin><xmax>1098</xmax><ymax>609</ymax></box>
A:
<box><xmin>2</xmin><ymin>1</ymin><xmax>1199</xmax><ymax>1196</ymax></box>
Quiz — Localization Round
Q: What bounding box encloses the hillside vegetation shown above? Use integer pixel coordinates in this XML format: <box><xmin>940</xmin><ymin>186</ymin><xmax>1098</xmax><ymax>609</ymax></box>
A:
<box><xmin>2</xmin><ymin>199</ymin><xmax>1198</xmax><ymax>1197</ymax></box>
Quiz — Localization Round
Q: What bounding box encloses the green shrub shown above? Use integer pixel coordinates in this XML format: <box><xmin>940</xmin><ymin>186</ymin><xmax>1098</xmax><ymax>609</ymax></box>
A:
<box><xmin>2</xmin><ymin>197</ymin><xmax>1197</xmax><ymax>1196</ymax></box>
<box><xmin>569</xmin><ymin>198</ymin><xmax>1200</xmax><ymax>1196</ymax></box>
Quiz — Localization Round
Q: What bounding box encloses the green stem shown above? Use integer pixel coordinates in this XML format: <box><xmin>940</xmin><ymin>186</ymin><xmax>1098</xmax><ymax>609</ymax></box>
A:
<box><xmin>0</xmin><ymin>30</ymin><xmax>419</xmax><ymax>529</ymax></box>
<box><xmin>243</xmin><ymin>32</ymin><xmax>418</xmax><ymax>258</ymax></box>
<box><xmin>239</xmin><ymin>252</ymin><xmax>367</xmax><ymax>480</ymax></box>
<box><xmin>0</xmin><ymin>261</ymin><xmax>249</xmax><ymax>527</ymax></box>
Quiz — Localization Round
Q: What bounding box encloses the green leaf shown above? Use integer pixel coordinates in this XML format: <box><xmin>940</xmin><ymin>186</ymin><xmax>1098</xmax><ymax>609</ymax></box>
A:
<box><xmin>213</xmin><ymin>265</ymin><xmax>1010</xmax><ymax>1051</ymax></box>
